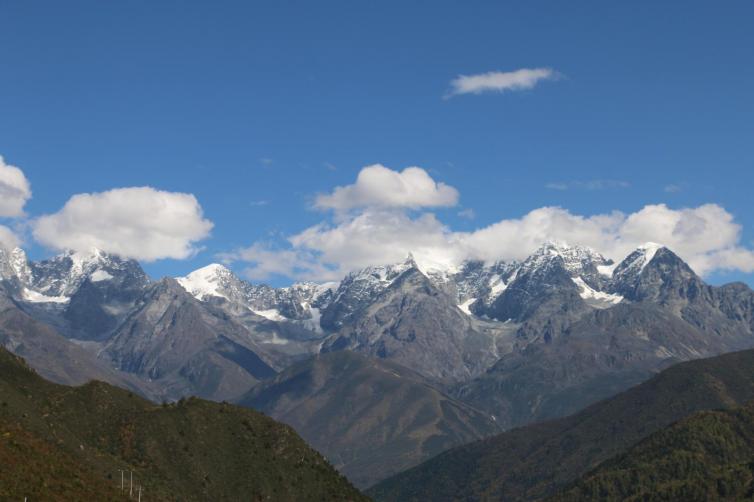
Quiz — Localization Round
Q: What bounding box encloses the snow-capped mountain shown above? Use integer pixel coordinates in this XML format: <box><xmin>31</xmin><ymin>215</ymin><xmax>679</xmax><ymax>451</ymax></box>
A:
<box><xmin>27</xmin><ymin>247</ymin><xmax>147</xmax><ymax>298</ymax></box>
<box><xmin>0</xmin><ymin>240</ymin><xmax>712</xmax><ymax>340</ymax></box>
<box><xmin>461</xmin><ymin>242</ymin><xmax>622</xmax><ymax>322</ymax></box>
<box><xmin>612</xmin><ymin>242</ymin><xmax>664</xmax><ymax>280</ymax></box>
<box><xmin>451</xmin><ymin>259</ymin><xmax>519</xmax><ymax>312</ymax></box>
<box><xmin>609</xmin><ymin>242</ymin><xmax>691</xmax><ymax>303</ymax></box>
<box><xmin>3</xmin><ymin>240</ymin><xmax>754</xmax><ymax>417</ymax></box>
<box><xmin>0</xmin><ymin>247</ymin><xmax>32</xmax><ymax>285</ymax></box>
<box><xmin>320</xmin><ymin>262</ymin><xmax>502</xmax><ymax>383</ymax></box>
<box><xmin>177</xmin><ymin>263</ymin><xmax>335</xmax><ymax>323</ymax></box>
<box><xmin>177</xmin><ymin>263</ymin><xmax>252</xmax><ymax>303</ymax></box>
<box><xmin>320</xmin><ymin>254</ymin><xmax>421</xmax><ymax>330</ymax></box>
<box><xmin>0</xmin><ymin>246</ymin><xmax>149</xmax><ymax>307</ymax></box>
<box><xmin>541</xmin><ymin>241</ymin><xmax>615</xmax><ymax>287</ymax></box>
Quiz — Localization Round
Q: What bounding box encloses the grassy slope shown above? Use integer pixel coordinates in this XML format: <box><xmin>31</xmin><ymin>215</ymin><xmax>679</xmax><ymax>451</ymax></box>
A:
<box><xmin>0</xmin><ymin>420</ymin><xmax>123</xmax><ymax>500</ymax></box>
<box><xmin>0</xmin><ymin>348</ymin><xmax>368</xmax><ymax>501</ymax></box>
<box><xmin>368</xmin><ymin>349</ymin><xmax>754</xmax><ymax>501</ymax></box>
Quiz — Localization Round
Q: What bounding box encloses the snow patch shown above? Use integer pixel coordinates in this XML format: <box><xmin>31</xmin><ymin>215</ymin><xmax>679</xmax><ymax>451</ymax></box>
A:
<box><xmin>90</xmin><ymin>269</ymin><xmax>114</xmax><ymax>282</ymax></box>
<box><xmin>252</xmin><ymin>308</ymin><xmax>287</xmax><ymax>321</ymax></box>
<box><xmin>298</xmin><ymin>306</ymin><xmax>323</xmax><ymax>333</ymax></box>
<box><xmin>572</xmin><ymin>277</ymin><xmax>623</xmax><ymax>306</ymax></box>
<box><xmin>637</xmin><ymin>242</ymin><xmax>663</xmax><ymax>270</ymax></box>
<box><xmin>261</xmin><ymin>332</ymin><xmax>290</xmax><ymax>345</ymax></box>
<box><xmin>22</xmin><ymin>288</ymin><xmax>69</xmax><ymax>304</ymax></box>
<box><xmin>489</xmin><ymin>276</ymin><xmax>508</xmax><ymax>298</ymax></box>
<box><xmin>597</xmin><ymin>263</ymin><xmax>617</xmax><ymax>277</ymax></box>
<box><xmin>458</xmin><ymin>298</ymin><xmax>476</xmax><ymax>315</ymax></box>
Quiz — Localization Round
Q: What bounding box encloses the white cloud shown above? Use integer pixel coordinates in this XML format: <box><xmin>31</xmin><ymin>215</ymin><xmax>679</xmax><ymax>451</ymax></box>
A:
<box><xmin>0</xmin><ymin>225</ymin><xmax>20</xmax><ymax>250</ymax></box>
<box><xmin>224</xmin><ymin>200</ymin><xmax>754</xmax><ymax>282</ymax></box>
<box><xmin>220</xmin><ymin>243</ymin><xmax>335</xmax><ymax>282</ymax></box>
<box><xmin>223</xmin><ymin>210</ymin><xmax>460</xmax><ymax>281</ymax></box>
<box><xmin>315</xmin><ymin>164</ymin><xmax>459</xmax><ymax>212</ymax></box>
<box><xmin>32</xmin><ymin>187</ymin><xmax>213</xmax><ymax>262</ymax></box>
<box><xmin>458</xmin><ymin>204</ymin><xmax>752</xmax><ymax>275</ymax></box>
<box><xmin>446</xmin><ymin>68</ymin><xmax>557</xmax><ymax>97</ymax></box>
<box><xmin>0</xmin><ymin>156</ymin><xmax>32</xmax><ymax>217</ymax></box>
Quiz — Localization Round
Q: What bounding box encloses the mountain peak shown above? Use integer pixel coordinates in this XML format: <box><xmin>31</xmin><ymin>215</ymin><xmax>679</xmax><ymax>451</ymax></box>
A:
<box><xmin>532</xmin><ymin>241</ymin><xmax>608</xmax><ymax>261</ymax></box>
<box><xmin>399</xmin><ymin>252</ymin><xmax>419</xmax><ymax>270</ymax></box>
<box><xmin>521</xmin><ymin>242</ymin><xmax>610</xmax><ymax>278</ymax></box>
<box><xmin>611</xmin><ymin>244</ymin><xmax>701</xmax><ymax>302</ymax></box>
<box><xmin>538</xmin><ymin>240</ymin><xmax>572</xmax><ymax>252</ymax></box>
<box><xmin>637</xmin><ymin>241</ymin><xmax>664</xmax><ymax>258</ymax></box>
<box><xmin>67</xmin><ymin>246</ymin><xmax>106</xmax><ymax>261</ymax></box>
<box><xmin>176</xmin><ymin>263</ymin><xmax>238</xmax><ymax>301</ymax></box>
<box><xmin>187</xmin><ymin>262</ymin><xmax>233</xmax><ymax>277</ymax></box>
<box><xmin>613</xmin><ymin>243</ymin><xmax>669</xmax><ymax>279</ymax></box>
<box><xmin>56</xmin><ymin>247</ymin><xmax>138</xmax><ymax>275</ymax></box>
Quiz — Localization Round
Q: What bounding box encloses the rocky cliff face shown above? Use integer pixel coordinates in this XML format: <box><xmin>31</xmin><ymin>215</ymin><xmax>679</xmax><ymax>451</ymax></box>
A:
<box><xmin>321</xmin><ymin>266</ymin><xmax>500</xmax><ymax>384</ymax></box>
<box><xmin>103</xmin><ymin>278</ymin><xmax>276</xmax><ymax>401</ymax></box>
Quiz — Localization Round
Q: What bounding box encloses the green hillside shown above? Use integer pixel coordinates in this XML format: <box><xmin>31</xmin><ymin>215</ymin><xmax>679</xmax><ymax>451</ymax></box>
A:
<box><xmin>0</xmin><ymin>347</ymin><xmax>367</xmax><ymax>501</ymax></box>
<box><xmin>552</xmin><ymin>401</ymin><xmax>754</xmax><ymax>501</ymax></box>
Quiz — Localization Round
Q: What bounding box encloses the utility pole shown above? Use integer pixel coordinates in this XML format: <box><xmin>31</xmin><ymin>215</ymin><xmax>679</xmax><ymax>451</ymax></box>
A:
<box><xmin>130</xmin><ymin>470</ymin><xmax>133</xmax><ymax>498</ymax></box>
<box><xmin>138</xmin><ymin>485</ymin><xmax>142</xmax><ymax>502</ymax></box>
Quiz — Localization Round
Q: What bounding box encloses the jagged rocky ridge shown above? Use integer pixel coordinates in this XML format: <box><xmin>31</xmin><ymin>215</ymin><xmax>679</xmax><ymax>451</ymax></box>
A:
<box><xmin>2</xmin><ymin>241</ymin><xmax>754</xmax><ymax>399</ymax></box>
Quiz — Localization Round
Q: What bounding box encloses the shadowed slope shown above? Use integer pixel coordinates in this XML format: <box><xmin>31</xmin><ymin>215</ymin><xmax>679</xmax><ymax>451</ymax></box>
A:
<box><xmin>369</xmin><ymin>349</ymin><xmax>754</xmax><ymax>501</ymax></box>
<box><xmin>240</xmin><ymin>351</ymin><xmax>500</xmax><ymax>488</ymax></box>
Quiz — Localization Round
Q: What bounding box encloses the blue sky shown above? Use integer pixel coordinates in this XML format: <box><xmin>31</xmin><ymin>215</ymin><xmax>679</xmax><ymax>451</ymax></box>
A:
<box><xmin>0</xmin><ymin>1</ymin><xmax>752</xmax><ymax>286</ymax></box>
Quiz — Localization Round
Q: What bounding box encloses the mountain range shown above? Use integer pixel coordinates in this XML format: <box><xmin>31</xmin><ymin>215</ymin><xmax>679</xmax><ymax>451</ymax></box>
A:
<box><xmin>2</xmin><ymin>240</ymin><xmax>754</xmax><ymax>488</ymax></box>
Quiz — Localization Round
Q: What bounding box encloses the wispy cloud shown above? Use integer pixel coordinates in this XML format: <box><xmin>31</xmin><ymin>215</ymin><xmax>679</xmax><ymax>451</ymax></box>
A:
<box><xmin>446</xmin><ymin>67</ymin><xmax>558</xmax><ymax>98</ymax></box>
<box><xmin>664</xmin><ymin>184</ymin><xmax>683</xmax><ymax>193</ymax></box>
<box><xmin>259</xmin><ymin>158</ymin><xmax>273</xmax><ymax>168</ymax></box>
<box><xmin>250</xmin><ymin>200</ymin><xmax>270</xmax><ymax>207</ymax></box>
<box><xmin>546</xmin><ymin>180</ymin><xmax>631</xmax><ymax>191</ymax></box>
<box><xmin>458</xmin><ymin>208</ymin><xmax>476</xmax><ymax>220</ymax></box>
